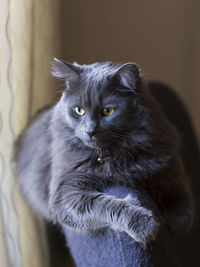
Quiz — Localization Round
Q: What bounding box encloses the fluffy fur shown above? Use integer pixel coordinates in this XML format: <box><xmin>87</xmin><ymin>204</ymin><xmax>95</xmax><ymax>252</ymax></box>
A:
<box><xmin>15</xmin><ymin>59</ymin><xmax>193</xmax><ymax>243</ymax></box>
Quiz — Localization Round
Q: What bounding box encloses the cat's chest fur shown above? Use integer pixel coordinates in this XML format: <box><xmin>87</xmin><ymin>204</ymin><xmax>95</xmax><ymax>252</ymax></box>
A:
<box><xmin>77</xmin><ymin>157</ymin><xmax>128</xmax><ymax>181</ymax></box>
<box><xmin>62</xmin><ymin>138</ymin><xmax>171</xmax><ymax>192</ymax></box>
<box><xmin>66</xmin><ymin>148</ymin><xmax>148</xmax><ymax>188</ymax></box>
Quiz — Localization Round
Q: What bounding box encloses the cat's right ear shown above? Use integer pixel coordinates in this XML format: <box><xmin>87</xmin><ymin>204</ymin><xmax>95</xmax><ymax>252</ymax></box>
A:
<box><xmin>51</xmin><ymin>58</ymin><xmax>80</xmax><ymax>86</ymax></box>
<box><xmin>110</xmin><ymin>63</ymin><xmax>141</xmax><ymax>93</ymax></box>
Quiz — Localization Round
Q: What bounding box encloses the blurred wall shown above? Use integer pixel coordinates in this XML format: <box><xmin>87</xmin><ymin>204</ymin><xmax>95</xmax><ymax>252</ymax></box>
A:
<box><xmin>61</xmin><ymin>0</ymin><xmax>200</xmax><ymax>143</ymax></box>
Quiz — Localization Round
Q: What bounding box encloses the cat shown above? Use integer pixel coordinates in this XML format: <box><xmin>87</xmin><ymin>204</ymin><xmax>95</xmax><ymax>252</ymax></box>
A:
<box><xmin>14</xmin><ymin>58</ymin><xmax>193</xmax><ymax>243</ymax></box>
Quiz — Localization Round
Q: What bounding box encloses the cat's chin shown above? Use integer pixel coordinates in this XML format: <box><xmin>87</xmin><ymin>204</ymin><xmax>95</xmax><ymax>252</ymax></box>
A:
<box><xmin>84</xmin><ymin>140</ymin><xmax>101</xmax><ymax>149</ymax></box>
<box><xmin>83</xmin><ymin>139</ymin><xmax>110</xmax><ymax>150</ymax></box>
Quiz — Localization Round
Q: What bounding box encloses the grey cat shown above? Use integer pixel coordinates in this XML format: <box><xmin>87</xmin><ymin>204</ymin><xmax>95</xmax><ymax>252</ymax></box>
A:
<box><xmin>15</xmin><ymin>59</ymin><xmax>193</xmax><ymax>243</ymax></box>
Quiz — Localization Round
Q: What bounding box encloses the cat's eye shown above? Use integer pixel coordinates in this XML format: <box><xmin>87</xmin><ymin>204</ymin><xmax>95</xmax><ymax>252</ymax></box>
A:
<box><xmin>74</xmin><ymin>107</ymin><xmax>85</xmax><ymax>116</ymax></box>
<box><xmin>102</xmin><ymin>107</ymin><xmax>115</xmax><ymax>116</ymax></box>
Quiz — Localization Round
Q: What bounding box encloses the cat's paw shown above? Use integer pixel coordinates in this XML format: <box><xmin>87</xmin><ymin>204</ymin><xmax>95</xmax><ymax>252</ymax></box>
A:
<box><xmin>125</xmin><ymin>211</ymin><xmax>160</xmax><ymax>243</ymax></box>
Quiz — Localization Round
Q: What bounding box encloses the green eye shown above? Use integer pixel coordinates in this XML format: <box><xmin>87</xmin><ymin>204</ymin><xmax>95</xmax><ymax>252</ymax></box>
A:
<box><xmin>102</xmin><ymin>107</ymin><xmax>115</xmax><ymax>116</ymax></box>
<box><xmin>74</xmin><ymin>107</ymin><xmax>85</xmax><ymax>116</ymax></box>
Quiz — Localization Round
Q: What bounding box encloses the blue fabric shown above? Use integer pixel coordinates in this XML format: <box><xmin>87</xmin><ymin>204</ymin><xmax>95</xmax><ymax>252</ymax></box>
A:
<box><xmin>63</xmin><ymin>186</ymin><xmax>181</xmax><ymax>267</ymax></box>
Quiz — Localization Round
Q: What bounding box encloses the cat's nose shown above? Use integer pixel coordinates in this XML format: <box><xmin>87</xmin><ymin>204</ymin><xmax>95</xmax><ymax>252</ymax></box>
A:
<box><xmin>87</xmin><ymin>130</ymin><xmax>97</xmax><ymax>137</ymax></box>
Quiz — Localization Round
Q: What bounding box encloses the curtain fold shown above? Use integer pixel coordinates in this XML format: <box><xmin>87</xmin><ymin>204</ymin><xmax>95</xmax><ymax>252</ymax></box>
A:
<box><xmin>0</xmin><ymin>0</ymin><xmax>62</xmax><ymax>266</ymax></box>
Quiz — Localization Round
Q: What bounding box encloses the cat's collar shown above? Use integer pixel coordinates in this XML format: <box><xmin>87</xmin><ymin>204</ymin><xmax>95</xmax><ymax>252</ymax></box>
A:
<box><xmin>97</xmin><ymin>148</ymin><xmax>112</xmax><ymax>164</ymax></box>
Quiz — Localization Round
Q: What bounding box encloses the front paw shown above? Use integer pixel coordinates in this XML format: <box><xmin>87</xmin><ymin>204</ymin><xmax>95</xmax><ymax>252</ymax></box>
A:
<box><xmin>125</xmin><ymin>211</ymin><xmax>160</xmax><ymax>243</ymax></box>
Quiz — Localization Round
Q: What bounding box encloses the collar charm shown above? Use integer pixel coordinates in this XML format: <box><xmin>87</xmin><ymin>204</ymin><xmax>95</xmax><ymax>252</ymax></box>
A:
<box><xmin>97</xmin><ymin>156</ymin><xmax>104</xmax><ymax>164</ymax></box>
<box><xmin>97</xmin><ymin>148</ymin><xmax>111</xmax><ymax>164</ymax></box>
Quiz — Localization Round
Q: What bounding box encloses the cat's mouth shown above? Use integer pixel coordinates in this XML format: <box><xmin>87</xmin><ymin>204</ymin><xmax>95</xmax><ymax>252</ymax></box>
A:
<box><xmin>83</xmin><ymin>136</ymin><xmax>117</xmax><ymax>151</ymax></box>
<box><xmin>84</xmin><ymin>138</ymin><xmax>103</xmax><ymax>149</ymax></box>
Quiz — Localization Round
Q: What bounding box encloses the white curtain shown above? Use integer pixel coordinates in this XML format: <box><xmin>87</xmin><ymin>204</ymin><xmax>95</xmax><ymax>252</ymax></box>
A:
<box><xmin>0</xmin><ymin>0</ymin><xmax>62</xmax><ymax>266</ymax></box>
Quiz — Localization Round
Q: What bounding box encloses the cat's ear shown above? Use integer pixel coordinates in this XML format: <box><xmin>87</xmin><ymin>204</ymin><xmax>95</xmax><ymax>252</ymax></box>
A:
<box><xmin>51</xmin><ymin>58</ymin><xmax>80</xmax><ymax>85</ymax></box>
<box><xmin>114</xmin><ymin>63</ymin><xmax>140</xmax><ymax>91</ymax></box>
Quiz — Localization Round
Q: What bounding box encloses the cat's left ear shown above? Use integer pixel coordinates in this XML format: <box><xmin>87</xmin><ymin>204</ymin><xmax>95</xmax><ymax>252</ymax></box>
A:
<box><xmin>114</xmin><ymin>63</ymin><xmax>140</xmax><ymax>91</ymax></box>
<box><xmin>51</xmin><ymin>58</ymin><xmax>80</xmax><ymax>86</ymax></box>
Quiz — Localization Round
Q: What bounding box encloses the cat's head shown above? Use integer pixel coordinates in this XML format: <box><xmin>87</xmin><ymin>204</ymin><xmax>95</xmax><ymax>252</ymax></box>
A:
<box><xmin>51</xmin><ymin>58</ymin><xmax>146</xmax><ymax>150</ymax></box>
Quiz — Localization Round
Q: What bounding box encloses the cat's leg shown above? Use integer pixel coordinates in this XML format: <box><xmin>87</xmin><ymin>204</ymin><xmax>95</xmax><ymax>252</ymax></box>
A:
<box><xmin>162</xmin><ymin>160</ymin><xmax>194</xmax><ymax>237</ymax></box>
<box><xmin>163</xmin><ymin>184</ymin><xmax>193</xmax><ymax>237</ymax></box>
<box><xmin>48</xmin><ymin>172</ymin><xmax>160</xmax><ymax>243</ymax></box>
